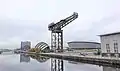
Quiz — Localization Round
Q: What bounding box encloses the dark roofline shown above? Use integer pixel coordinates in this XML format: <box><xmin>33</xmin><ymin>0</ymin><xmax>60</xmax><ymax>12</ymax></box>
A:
<box><xmin>68</xmin><ymin>41</ymin><xmax>100</xmax><ymax>44</ymax></box>
<box><xmin>98</xmin><ymin>32</ymin><xmax>120</xmax><ymax>36</ymax></box>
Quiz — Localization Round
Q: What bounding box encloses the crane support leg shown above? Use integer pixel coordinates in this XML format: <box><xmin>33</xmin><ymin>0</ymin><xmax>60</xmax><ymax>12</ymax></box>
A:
<box><xmin>51</xmin><ymin>30</ymin><xmax>63</xmax><ymax>71</ymax></box>
<box><xmin>51</xmin><ymin>30</ymin><xmax>63</xmax><ymax>52</ymax></box>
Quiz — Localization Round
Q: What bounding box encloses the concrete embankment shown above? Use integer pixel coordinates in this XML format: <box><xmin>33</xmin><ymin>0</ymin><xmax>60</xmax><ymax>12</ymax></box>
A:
<box><xmin>39</xmin><ymin>53</ymin><xmax>120</xmax><ymax>68</ymax></box>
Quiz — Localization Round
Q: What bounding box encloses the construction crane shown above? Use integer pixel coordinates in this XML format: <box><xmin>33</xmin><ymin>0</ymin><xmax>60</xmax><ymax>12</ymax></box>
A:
<box><xmin>48</xmin><ymin>12</ymin><xmax>78</xmax><ymax>71</ymax></box>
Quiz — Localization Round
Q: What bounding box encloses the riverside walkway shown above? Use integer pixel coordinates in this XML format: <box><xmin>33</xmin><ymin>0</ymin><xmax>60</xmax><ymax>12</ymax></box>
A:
<box><xmin>40</xmin><ymin>53</ymin><xmax>120</xmax><ymax>68</ymax></box>
<box><xmin>26</xmin><ymin>52</ymin><xmax>120</xmax><ymax>68</ymax></box>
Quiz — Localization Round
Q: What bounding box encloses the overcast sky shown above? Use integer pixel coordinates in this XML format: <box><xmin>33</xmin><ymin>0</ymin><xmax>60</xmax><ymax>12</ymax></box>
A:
<box><xmin>0</xmin><ymin>0</ymin><xmax>120</xmax><ymax>49</ymax></box>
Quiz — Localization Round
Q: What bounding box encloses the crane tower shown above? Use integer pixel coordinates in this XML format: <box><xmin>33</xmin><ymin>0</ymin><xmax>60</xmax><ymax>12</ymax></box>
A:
<box><xmin>48</xmin><ymin>12</ymin><xmax>78</xmax><ymax>71</ymax></box>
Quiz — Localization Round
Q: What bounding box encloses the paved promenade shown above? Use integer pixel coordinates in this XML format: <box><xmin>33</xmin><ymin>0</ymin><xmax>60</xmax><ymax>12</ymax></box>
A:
<box><xmin>39</xmin><ymin>53</ymin><xmax>120</xmax><ymax>68</ymax></box>
<box><xmin>26</xmin><ymin>52</ymin><xmax>120</xmax><ymax>67</ymax></box>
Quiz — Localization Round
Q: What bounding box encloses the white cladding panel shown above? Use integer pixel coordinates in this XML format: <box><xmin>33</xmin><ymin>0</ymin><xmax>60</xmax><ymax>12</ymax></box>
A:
<box><xmin>101</xmin><ymin>34</ymin><xmax>120</xmax><ymax>53</ymax></box>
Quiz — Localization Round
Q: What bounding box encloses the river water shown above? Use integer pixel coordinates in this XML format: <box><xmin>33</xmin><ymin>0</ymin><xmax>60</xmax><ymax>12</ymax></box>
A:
<box><xmin>0</xmin><ymin>53</ymin><xmax>119</xmax><ymax>71</ymax></box>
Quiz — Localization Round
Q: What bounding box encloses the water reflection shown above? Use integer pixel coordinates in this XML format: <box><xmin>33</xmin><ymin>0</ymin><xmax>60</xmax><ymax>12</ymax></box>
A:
<box><xmin>20</xmin><ymin>54</ymin><xmax>30</xmax><ymax>63</ymax></box>
<box><xmin>68</xmin><ymin>61</ymin><xmax>120</xmax><ymax>71</ymax></box>
<box><xmin>19</xmin><ymin>53</ymin><xmax>63</xmax><ymax>71</ymax></box>
<box><xmin>51</xmin><ymin>59</ymin><xmax>64</xmax><ymax>71</ymax></box>
<box><xmin>68</xmin><ymin>61</ymin><xmax>80</xmax><ymax>64</ymax></box>
<box><xmin>28</xmin><ymin>54</ymin><xmax>49</xmax><ymax>63</ymax></box>
<box><xmin>20</xmin><ymin>53</ymin><xmax>50</xmax><ymax>63</ymax></box>
<box><xmin>18</xmin><ymin>54</ymin><xmax>120</xmax><ymax>71</ymax></box>
<box><xmin>103</xmin><ymin>67</ymin><xmax>120</xmax><ymax>71</ymax></box>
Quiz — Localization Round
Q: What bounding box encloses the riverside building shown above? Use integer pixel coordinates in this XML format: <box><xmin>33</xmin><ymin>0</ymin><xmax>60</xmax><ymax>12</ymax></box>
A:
<box><xmin>99</xmin><ymin>32</ymin><xmax>120</xmax><ymax>57</ymax></box>
<box><xmin>21</xmin><ymin>41</ymin><xmax>31</xmax><ymax>51</ymax></box>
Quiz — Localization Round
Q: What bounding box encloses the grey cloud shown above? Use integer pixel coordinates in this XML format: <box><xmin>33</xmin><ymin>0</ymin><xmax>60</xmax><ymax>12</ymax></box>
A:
<box><xmin>64</xmin><ymin>14</ymin><xmax>120</xmax><ymax>43</ymax></box>
<box><xmin>0</xmin><ymin>19</ymin><xmax>50</xmax><ymax>48</ymax></box>
<box><xmin>0</xmin><ymin>0</ymin><xmax>120</xmax><ymax>48</ymax></box>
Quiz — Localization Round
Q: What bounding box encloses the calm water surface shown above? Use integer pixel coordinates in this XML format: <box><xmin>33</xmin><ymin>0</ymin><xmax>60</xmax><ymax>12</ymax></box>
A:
<box><xmin>0</xmin><ymin>53</ymin><xmax>119</xmax><ymax>71</ymax></box>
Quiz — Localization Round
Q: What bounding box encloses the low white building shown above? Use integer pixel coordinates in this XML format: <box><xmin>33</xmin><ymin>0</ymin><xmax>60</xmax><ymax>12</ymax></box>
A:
<box><xmin>99</xmin><ymin>32</ymin><xmax>120</xmax><ymax>57</ymax></box>
<box><xmin>67</xmin><ymin>41</ymin><xmax>101</xmax><ymax>55</ymax></box>
<box><xmin>21</xmin><ymin>41</ymin><xmax>31</xmax><ymax>51</ymax></box>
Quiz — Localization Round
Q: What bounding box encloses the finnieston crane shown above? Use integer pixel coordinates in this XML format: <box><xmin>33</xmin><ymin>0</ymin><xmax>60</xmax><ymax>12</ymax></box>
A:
<box><xmin>48</xmin><ymin>12</ymin><xmax>78</xmax><ymax>52</ymax></box>
<box><xmin>48</xmin><ymin>12</ymin><xmax>78</xmax><ymax>71</ymax></box>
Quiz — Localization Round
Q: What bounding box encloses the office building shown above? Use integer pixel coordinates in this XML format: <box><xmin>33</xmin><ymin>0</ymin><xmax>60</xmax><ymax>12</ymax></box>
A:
<box><xmin>21</xmin><ymin>41</ymin><xmax>31</xmax><ymax>51</ymax></box>
<box><xmin>99</xmin><ymin>32</ymin><xmax>120</xmax><ymax>57</ymax></box>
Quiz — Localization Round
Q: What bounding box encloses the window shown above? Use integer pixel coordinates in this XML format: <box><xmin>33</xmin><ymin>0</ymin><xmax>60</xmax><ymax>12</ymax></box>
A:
<box><xmin>114</xmin><ymin>43</ymin><xmax>118</xmax><ymax>53</ymax></box>
<box><xmin>106</xmin><ymin>44</ymin><xmax>110</xmax><ymax>53</ymax></box>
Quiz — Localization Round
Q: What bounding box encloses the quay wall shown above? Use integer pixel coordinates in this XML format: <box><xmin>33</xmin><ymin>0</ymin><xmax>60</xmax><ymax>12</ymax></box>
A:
<box><xmin>39</xmin><ymin>53</ymin><xmax>120</xmax><ymax>68</ymax></box>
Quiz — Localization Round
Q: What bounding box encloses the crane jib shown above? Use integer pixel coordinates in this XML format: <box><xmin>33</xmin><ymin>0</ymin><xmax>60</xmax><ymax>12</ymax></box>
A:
<box><xmin>48</xmin><ymin>12</ymin><xmax>78</xmax><ymax>31</ymax></box>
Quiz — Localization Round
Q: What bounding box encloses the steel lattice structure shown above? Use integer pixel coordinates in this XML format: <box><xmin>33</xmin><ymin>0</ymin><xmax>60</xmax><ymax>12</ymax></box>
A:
<box><xmin>48</xmin><ymin>12</ymin><xmax>78</xmax><ymax>71</ymax></box>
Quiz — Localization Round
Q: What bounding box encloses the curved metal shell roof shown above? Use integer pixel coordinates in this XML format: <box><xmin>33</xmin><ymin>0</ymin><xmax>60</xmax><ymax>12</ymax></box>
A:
<box><xmin>67</xmin><ymin>41</ymin><xmax>101</xmax><ymax>49</ymax></box>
